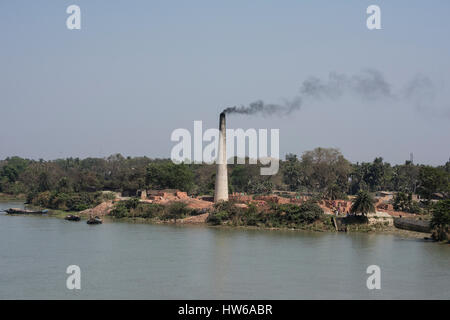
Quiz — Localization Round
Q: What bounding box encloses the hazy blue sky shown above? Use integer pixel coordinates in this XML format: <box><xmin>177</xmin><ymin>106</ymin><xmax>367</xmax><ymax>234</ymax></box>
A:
<box><xmin>1</xmin><ymin>0</ymin><xmax>449</xmax><ymax>165</ymax></box>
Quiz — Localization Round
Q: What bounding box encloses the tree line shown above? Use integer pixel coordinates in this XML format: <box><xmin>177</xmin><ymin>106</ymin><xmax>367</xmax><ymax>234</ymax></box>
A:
<box><xmin>1</xmin><ymin>148</ymin><xmax>449</xmax><ymax>202</ymax></box>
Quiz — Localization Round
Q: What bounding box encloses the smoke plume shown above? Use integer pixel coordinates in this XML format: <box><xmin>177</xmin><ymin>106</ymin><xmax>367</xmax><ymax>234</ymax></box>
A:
<box><xmin>300</xmin><ymin>69</ymin><xmax>393</xmax><ymax>101</ymax></box>
<box><xmin>223</xmin><ymin>69</ymin><xmax>394</xmax><ymax>116</ymax></box>
<box><xmin>403</xmin><ymin>74</ymin><xmax>435</xmax><ymax>112</ymax></box>
<box><xmin>223</xmin><ymin>97</ymin><xmax>302</xmax><ymax>116</ymax></box>
<box><xmin>223</xmin><ymin>69</ymin><xmax>447</xmax><ymax>117</ymax></box>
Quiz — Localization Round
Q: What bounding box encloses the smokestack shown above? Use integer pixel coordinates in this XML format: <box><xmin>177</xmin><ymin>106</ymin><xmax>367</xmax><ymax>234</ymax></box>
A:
<box><xmin>214</xmin><ymin>112</ymin><xmax>228</xmax><ymax>202</ymax></box>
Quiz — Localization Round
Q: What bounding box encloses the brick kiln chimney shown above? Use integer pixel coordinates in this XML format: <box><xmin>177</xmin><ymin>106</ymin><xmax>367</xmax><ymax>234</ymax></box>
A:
<box><xmin>214</xmin><ymin>112</ymin><xmax>228</xmax><ymax>202</ymax></box>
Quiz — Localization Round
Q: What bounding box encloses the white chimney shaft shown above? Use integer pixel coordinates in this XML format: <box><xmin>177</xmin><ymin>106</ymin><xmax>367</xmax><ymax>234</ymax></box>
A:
<box><xmin>214</xmin><ymin>112</ymin><xmax>228</xmax><ymax>202</ymax></box>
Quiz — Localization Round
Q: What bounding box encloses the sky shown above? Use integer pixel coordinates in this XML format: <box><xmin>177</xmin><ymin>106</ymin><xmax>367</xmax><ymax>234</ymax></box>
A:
<box><xmin>0</xmin><ymin>0</ymin><xmax>449</xmax><ymax>165</ymax></box>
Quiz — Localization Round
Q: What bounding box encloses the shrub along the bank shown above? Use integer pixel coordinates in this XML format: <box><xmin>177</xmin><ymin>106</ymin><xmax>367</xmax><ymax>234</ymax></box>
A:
<box><xmin>430</xmin><ymin>200</ymin><xmax>450</xmax><ymax>242</ymax></box>
<box><xmin>28</xmin><ymin>191</ymin><xmax>103</xmax><ymax>211</ymax></box>
<box><xmin>110</xmin><ymin>199</ymin><xmax>202</xmax><ymax>220</ymax></box>
<box><xmin>207</xmin><ymin>200</ymin><xmax>332</xmax><ymax>229</ymax></box>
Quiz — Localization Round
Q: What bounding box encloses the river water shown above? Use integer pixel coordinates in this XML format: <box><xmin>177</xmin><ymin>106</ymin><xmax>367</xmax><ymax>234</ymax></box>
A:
<box><xmin>0</xmin><ymin>201</ymin><xmax>449</xmax><ymax>299</ymax></box>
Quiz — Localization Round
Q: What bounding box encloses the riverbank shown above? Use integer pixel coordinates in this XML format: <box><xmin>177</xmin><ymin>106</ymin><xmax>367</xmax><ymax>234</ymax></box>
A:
<box><xmin>65</xmin><ymin>209</ymin><xmax>434</xmax><ymax>240</ymax></box>
<box><xmin>0</xmin><ymin>193</ymin><xmax>26</xmax><ymax>201</ymax></box>
<box><xmin>3</xmin><ymin>199</ymin><xmax>434</xmax><ymax>241</ymax></box>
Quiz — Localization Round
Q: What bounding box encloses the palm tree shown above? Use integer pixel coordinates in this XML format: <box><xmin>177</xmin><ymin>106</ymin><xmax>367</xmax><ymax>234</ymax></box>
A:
<box><xmin>350</xmin><ymin>190</ymin><xmax>375</xmax><ymax>216</ymax></box>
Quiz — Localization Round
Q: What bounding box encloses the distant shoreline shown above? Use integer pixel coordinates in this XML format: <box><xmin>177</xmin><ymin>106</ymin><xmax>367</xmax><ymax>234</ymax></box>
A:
<box><xmin>0</xmin><ymin>193</ymin><xmax>26</xmax><ymax>201</ymax></box>
<box><xmin>1</xmin><ymin>198</ymin><xmax>432</xmax><ymax>241</ymax></box>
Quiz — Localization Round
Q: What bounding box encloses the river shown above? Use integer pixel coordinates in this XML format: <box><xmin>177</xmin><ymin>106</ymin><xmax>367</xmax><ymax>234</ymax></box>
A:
<box><xmin>0</xmin><ymin>201</ymin><xmax>449</xmax><ymax>299</ymax></box>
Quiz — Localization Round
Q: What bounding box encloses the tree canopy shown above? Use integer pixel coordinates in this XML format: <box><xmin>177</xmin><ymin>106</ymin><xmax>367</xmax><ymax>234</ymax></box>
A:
<box><xmin>350</xmin><ymin>190</ymin><xmax>376</xmax><ymax>216</ymax></box>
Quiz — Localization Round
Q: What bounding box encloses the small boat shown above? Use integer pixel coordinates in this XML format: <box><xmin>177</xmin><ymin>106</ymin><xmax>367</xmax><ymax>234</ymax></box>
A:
<box><xmin>87</xmin><ymin>216</ymin><xmax>102</xmax><ymax>225</ymax></box>
<box><xmin>65</xmin><ymin>214</ymin><xmax>81</xmax><ymax>221</ymax></box>
<box><xmin>4</xmin><ymin>208</ymin><xmax>48</xmax><ymax>215</ymax></box>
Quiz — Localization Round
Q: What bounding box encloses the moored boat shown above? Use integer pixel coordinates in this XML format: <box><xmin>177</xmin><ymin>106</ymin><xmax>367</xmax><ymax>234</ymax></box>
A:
<box><xmin>65</xmin><ymin>214</ymin><xmax>81</xmax><ymax>221</ymax></box>
<box><xmin>4</xmin><ymin>208</ymin><xmax>48</xmax><ymax>215</ymax></box>
<box><xmin>87</xmin><ymin>216</ymin><xmax>102</xmax><ymax>224</ymax></box>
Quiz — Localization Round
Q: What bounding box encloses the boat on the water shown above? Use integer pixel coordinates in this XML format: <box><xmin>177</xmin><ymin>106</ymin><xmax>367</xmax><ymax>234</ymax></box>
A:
<box><xmin>87</xmin><ymin>216</ymin><xmax>102</xmax><ymax>225</ymax></box>
<box><xmin>65</xmin><ymin>214</ymin><xmax>81</xmax><ymax>221</ymax></box>
<box><xmin>3</xmin><ymin>208</ymin><xmax>48</xmax><ymax>215</ymax></box>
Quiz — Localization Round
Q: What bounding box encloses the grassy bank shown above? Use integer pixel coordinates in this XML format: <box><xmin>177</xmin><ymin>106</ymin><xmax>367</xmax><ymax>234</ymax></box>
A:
<box><xmin>5</xmin><ymin>195</ymin><xmax>433</xmax><ymax>239</ymax></box>
<box><xmin>0</xmin><ymin>193</ymin><xmax>26</xmax><ymax>201</ymax></box>
<box><xmin>206</xmin><ymin>200</ymin><xmax>336</xmax><ymax>231</ymax></box>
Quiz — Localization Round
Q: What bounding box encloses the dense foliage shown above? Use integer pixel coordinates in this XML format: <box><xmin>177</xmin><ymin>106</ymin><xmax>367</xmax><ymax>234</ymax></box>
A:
<box><xmin>207</xmin><ymin>200</ymin><xmax>331</xmax><ymax>229</ymax></box>
<box><xmin>27</xmin><ymin>191</ymin><xmax>106</xmax><ymax>211</ymax></box>
<box><xmin>350</xmin><ymin>190</ymin><xmax>375</xmax><ymax>216</ymax></box>
<box><xmin>392</xmin><ymin>192</ymin><xmax>422</xmax><ymax>214</ymax></box>
<box><xmin>1</xmin><ymin>149</ymin><xmax>449</xmax><ymax>208</ymax></box>
<box><xmin>430</xmin><ymin>200</ymin><xmax>450</xmax><ymax>241</ymax></box>
<box><xmin>110</xmin><ymin>199</ymin><xmax>202</xmax><ymax>220</ymax></box>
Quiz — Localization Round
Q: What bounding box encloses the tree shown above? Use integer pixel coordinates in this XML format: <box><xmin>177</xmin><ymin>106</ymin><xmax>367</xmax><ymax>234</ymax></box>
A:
<box><xmin>56</xmin><ymin>177</ymin><xmax>72</xmax><ymax>193</ymax></box>
<box><xmin>430</xmin><ymin>200</ymin><xmax>450</xmax><ymax>241</ymax></box>
<box><xmin>300</xmin><ymin>148</ymin><xmax>351</xmax><ymax>196</ymax></box>
<box><xmin>37</xmin><ymin>172</ymin><xmax>51</xmax><ymax>192</ymax></box>
<box><xmin>146</xmin><ymin>161</ymin><xmax>194</xmax><ymax>192</ymax></box>
<box><xmin>417</xmin><ymin>166</ymin><xmax>449</xmax><ymax>201</ymax></box>
<box><xmin>350</xmin><ymin>190</ymin><xmax>375</xmax><ymax>216</ymax></box>
<box><xmin>282</xmin><ymin>154</ymin><xmax>303</xmax><ymax>191</ymax></box>
<box><xmin>392</xmin><ymin>192</ymin><xmax>421</xmax><ymax>214</ymax></box>
<box><xmin>365</xmin><ymin>157</ymin><xmax>385</xmax><ymax>191</ymax></box>
<box><xmin>230</xmin><ymin>165</ymin><xmax>258</xmax><ymax>193</ymax></box>
<box><xmin>392</xmin><ymin>161</ymin><xmax>420</xmax><ymax>193</ymax></box>
<box><xmin>247</xmin><ymin>179</ymin><xmax>273</xmax><ymax>195</ymax></box>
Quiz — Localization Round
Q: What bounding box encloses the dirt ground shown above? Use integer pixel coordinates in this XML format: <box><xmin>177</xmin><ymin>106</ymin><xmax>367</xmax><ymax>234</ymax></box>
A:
<box><xmin>79</xmin><ymin>201</ymin><xmax>114</xmax><ymax>217</ymax></box>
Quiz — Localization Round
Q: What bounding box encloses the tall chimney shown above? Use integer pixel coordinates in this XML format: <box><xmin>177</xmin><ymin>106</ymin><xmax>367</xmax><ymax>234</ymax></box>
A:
<box><xmin>214</xmin><ymin>112</ymin><xmax>228</xmax><ymax>202</ymax></box>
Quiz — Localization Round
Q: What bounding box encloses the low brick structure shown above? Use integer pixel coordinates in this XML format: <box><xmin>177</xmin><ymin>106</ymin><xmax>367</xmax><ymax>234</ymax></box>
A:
<box><xmin>229</xmin><ymin>192</ymin><xmax>253</xmax><ymax>202</ymax></box>
<box><xmin>394</xmin><ymin>218</ymin><xmax>431</xmax><ymax>233</ymax></box>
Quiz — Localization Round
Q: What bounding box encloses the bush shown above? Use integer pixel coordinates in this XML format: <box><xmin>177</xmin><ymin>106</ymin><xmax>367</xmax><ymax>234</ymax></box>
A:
<box><xmin>207</xmin><ymin>211</ymin><xmax>230</xmax><ymax>225</ymax></box>
<box><xmin>243</xmin><ymin>203</ymin><xmax>259</xmax><ymax>226</ymax></box>
<box><xmin>110</xmin><ymin>201</ymin><xmax>197</xmax><ymax>221</ymax></box>
<box><xmin>33</xmin><ymin>191</ymin><xmax>52</xmax><ymax>207</ymax></box>
<box><xmin>110</xmin><ymin>202</ymin><xmax>128</xmax><ymax>218</ymax></box>
<box><xmin>138</xmin><ymin>203</ymin><xmax>165</xmax><ymax>218</ymax></box>
<box><xmin>430</xmin><ymin>200</ymin><xmax>450</xmax><ymax>241</ymax></box>
<box><xmin>124</xmin><ymin>198</ymin><xmax>140</xmax><ymax>210</ymax></box>
<box><xmin>162</xmin><ymin>202</ymin><xmax>191</xmax><ymax>221</ymax></box>
<box><xmin>207</xmin><ymin>200</ymin><xmax>325</xmax><ymax>228</ymax></box>
<box><xmin>101</xmin><ymin>192</ymin><xmax>117</xmax><ymax>201</ymax></box>
<box><xmin>393</xmin><ymin>192</ymin><xmax>422</xmax><ymax>214</ymax></box>
<box><xmin>272</xmin><ymin>201</ymin><xmax>324</xmax><ymax>225</ymax></box>
<box><xmin>111</xmin><ymin>202</ymin><xmax>166</xmax><ymax>219</ymax></box>
<box><xmin>28</xmin><ymin>191</ymin><xmax>102</xmax><ymax>211</ymax></box>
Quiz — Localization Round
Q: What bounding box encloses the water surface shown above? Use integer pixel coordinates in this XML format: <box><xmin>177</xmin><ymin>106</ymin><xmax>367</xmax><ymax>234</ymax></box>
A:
<box><xmin>0</xmin><ymin>201</ymin><xmax>449</xmax><ymax>299</ymax></box>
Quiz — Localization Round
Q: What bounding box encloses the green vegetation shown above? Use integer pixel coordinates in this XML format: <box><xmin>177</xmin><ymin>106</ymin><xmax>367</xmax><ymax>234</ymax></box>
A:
<box><xmin>146</xmin><ymin>162</ymin><xmax>194</xmax><ymax>193</ymax></box>
<box><xmin>0</xmin><ymin>193</ymin><xmax>26</xmax><ymax>201</ymax></box>
<box><xmin>393</xmin><ymin>192</ymin><xmax>422</xmax><ymax>214</ymax></box>
<box><xmin>207</xmin><ymin>200</ymin><xmax>333</xmax><ymax>230</ymax></box>
<box><xmin>417</xmin><ymin>166</ymin><xmax>449</xmax><ymax>203</ymax></box>
<box><xmin>282</xmin><ymin>149</ymin><xmax>351</xmax><ymax>198</ymax></box>
<box><xmin>229</xmin><ymin>163</ymin><xmax>274</xmax><ymax>194</ymax></box>
<box><xmin>0</xmin><ymin>149</ymin><xmax>448</xmax><ymax>214</ymax></box>
<box><xmin>350</xmin><ymin>190</ymin><xmax>375</xmax><ymax>216</ymax></box>
<box><xmin>27</xmin><ymin>191</ymin><xmax>105</xmax><ymax>211</ymax></box>
<box><xmin>430</xmin><ymin>200</ymin><xmax>450</xmax><ymax>242</ymax></box>
<box><xmin>110</xmin><ymin>198</ymin><xmax>202</xmax><ymax>221</ymax></box>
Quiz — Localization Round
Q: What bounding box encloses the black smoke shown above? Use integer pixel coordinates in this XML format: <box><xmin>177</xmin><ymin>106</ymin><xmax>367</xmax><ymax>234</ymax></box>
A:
<box><xmin>223</xmin><ymin>69</ymin><xmax>395</xmax><ymax>116</ymax></box>
<box><xmin>300</xmin><ymin>69</ymin><xmax>394</xmax><ymax>101</ymax></box>
<box><xmin>223</xmin><ymin>97</ymin><xmax>302</xmax><ymax>116</ymax></box>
